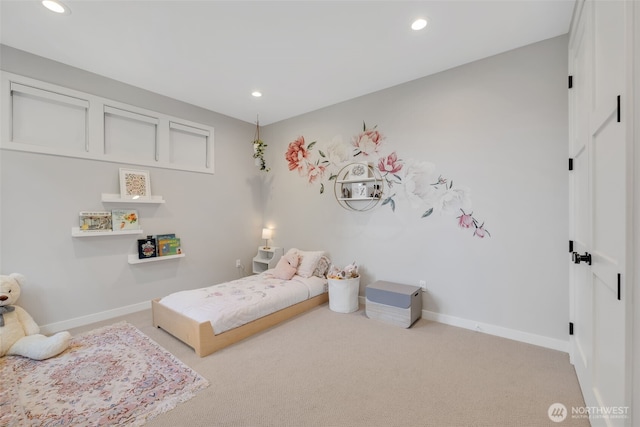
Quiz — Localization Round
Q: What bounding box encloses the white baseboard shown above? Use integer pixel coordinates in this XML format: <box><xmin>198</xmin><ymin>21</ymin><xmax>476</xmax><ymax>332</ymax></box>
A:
<box><xmin>358</xmin><ymin>296</ymin><xmax>569</xmax><ymax>353</ymax></box>
<box><xmin>39</xmin><ymin>301</ymin><xmax>150</xmax><ymax>335</ymax></box>
<box><xmin>45</xmin><ymin>299</ymin><xmax>569</xmax><ymax>353</ymax></box>
<box><xmin>421</xmin><ymin>309</ymin><xmax>569</xmax><ymax>353</ymax></box>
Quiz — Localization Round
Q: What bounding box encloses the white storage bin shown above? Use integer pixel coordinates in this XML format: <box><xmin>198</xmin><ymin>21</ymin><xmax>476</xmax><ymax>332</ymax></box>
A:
<box><xmin>328</xmin><ymin>277</ymin><xmax>360</xmax><ymax>313</ymax></box>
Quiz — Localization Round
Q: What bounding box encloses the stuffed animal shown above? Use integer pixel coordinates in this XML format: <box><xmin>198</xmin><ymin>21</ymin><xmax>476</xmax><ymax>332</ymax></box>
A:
<box><xmin>271</xmin><ymin>250</ymin><xmax>300</xmax><ymax>280</ymax></box>
<box><xmin>0</xmin><ymin>273</ymin><xmax>71</xmax><ymax>360</ymax></box>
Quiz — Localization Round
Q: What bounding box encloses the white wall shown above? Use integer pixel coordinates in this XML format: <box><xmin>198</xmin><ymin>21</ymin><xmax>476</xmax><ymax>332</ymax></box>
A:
<box><xmin>1</xmin><ymin>36</ymin><xmax>571</xmax><ymax>351</ymax></box>
<box><xmin>0</xmin><ymin>45</ymin><xmax>263</xmax><ymax>328</ymax></box>
<box><xmin>262</xmin><ymin>35</ymin><xmax>569</xmax><ymax>348</ymax></box>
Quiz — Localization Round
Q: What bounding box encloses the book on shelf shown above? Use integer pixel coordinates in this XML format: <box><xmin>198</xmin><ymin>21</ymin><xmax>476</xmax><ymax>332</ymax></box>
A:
<box><xmin>157</xmin><ymin>236</ymin><xmax>181</xmax><ymax>257</ymax></box>
<box><xmin>111</xmin><ymin>209</ymin><xmax>139</xmax><ymax>231</ymax></box>
<box><xmin>137</xmin><ymin>236</ymin><xmax>157</xmax><ymax>259</ymax></box>
<box><xmin>154</xmin><ymin>233</ymin><xmax>175</xmax><ymax>241</ymax></box>
<box><xmin>79</xmin><ymin>211</ymin><xmax>112</xmax><ymax>232</ymax></box>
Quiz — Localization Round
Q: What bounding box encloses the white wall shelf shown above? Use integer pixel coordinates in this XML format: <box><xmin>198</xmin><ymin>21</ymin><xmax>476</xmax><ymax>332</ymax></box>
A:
<box><xmin>335</xmin><ymin>177</ymin><xmax>378</xmax><ymax>184</ymax></box>
<box><xmin>128</xmin><ymin>253</ymin><xmax>185</xmax><ymax>264</ymax></box>
<box><xmin>333</xmin><ymin>163</ymin><xmax>384</xmax><ymax>212</ymax></box>
<box><xmin>337</xmin><ymin>197</ymin><xmax>379</xmax><ymax>201</ymax></box>
<box><xmin>101</xmin><ymin>193</ymin><xmax>165</xmax><ymax>204</ymax></box>
<box><xmin>72</xmin><ymin>227</ymin><xmax>143</xmax><ymax>237</ymax></box>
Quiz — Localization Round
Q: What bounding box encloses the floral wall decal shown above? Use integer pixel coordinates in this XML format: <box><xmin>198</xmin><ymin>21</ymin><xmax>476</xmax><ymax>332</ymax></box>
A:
<box><xmin>458</xmin><ymin>209</ymin><xmax>491</xmax><ymax>238</ymax></box>
<box><xmin>285</xmin><ymin>135</ymin><xmax>347</xmax><ymax>194</ymax></box>
<box><xmin>284</xmin><ymin>121</ymin><xmax>490</xmax><ymax>237</ymax></box>
<box><xmin>352</xmin><ymin>122</ymin><xmax>384</xmax><ymax>157</ymax></box>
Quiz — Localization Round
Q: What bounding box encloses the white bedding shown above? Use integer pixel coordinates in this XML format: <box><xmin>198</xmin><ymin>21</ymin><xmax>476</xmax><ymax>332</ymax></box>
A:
<box><xmin>158</xmin><ymin>271</ymin><xmax>327</xmax><ymax>335</ymax></box>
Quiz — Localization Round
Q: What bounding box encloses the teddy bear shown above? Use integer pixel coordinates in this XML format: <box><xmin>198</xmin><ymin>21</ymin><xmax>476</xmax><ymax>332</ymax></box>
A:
<box><xmin>0</xmin><ymin>273</ymin><xmax>71</xmax><ymax>360</ymax></box>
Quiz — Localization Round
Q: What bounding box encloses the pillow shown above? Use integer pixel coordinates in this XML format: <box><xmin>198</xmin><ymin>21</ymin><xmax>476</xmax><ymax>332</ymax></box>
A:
<box><xmin>295</xmin><ymin>250</ymin><xmax>325</xmax><ymax>278</ymax></box>
<box><xmin>285</xmin><ymin>247</ymin><xmax>299</xmax><ymax>258</ymax></box>
<box><xmin>313</xmin><ymin>255</ymin><xmax>331</xmax><ymax>278</ymax></box>
<box><xmin>271</xmin><ymin>256</ymin><xmax>297</xmax><ymax>280</ymax></box>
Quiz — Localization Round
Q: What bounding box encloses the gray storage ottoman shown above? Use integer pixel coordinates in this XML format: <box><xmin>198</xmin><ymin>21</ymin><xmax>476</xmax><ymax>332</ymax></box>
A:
<box><xmin>365</xmin><ymin>281</ymin><xmax>422</xmax><ymax>328</ymax></box>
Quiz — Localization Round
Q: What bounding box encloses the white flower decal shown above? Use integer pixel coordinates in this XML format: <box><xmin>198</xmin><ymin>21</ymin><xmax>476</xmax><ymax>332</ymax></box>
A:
<box><xmin>402</xmin><ymin>160</ymin><xmax>439</xmax><ymax>209</ymax></box>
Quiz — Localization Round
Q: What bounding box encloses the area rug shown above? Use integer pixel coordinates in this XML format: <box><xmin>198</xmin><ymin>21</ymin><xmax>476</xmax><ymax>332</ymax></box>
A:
<box><xmin>0</xmin><ymin>321</ymin><xmax>209</xmax><ymax>426</ymax></box>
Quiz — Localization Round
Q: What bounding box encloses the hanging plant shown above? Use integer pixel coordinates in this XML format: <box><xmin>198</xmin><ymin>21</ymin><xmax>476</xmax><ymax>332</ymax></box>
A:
<box><xmin>252</xmin><ymin>117</ymin><xmax>270</xmax><ymax>172</ymax></box>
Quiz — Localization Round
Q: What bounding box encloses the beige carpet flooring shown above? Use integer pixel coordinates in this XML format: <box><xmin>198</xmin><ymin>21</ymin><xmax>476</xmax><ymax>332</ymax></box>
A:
<box><xmin>68</xmin><ymin>304</ymin><xmax>589</xmax><ymax>427</ymax></box>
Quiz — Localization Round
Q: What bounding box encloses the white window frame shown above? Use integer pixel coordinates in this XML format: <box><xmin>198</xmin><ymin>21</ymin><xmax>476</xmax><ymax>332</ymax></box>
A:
<box><xmin>169</xmin><ymin>121</ymin><xmax>212</xmax><ymax>169</ymax></box>
<box><xmin>1</xmin><ymin>72</ymin><xmax>214</xmax><ymax>174</ymax></box>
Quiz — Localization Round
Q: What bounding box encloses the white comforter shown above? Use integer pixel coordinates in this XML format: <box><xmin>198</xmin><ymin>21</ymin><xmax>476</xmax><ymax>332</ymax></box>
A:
<box><xmin>158</xmin><ymin>271</ymin><xmax>327</xmax><ymax>335</ymax></box>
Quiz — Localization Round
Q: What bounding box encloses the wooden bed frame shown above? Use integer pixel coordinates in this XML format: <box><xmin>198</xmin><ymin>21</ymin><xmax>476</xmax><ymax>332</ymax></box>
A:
<box><xmin>151</xmin><ymin>292</ymin><xmax>329</xmax><ymax>357</ymax></box>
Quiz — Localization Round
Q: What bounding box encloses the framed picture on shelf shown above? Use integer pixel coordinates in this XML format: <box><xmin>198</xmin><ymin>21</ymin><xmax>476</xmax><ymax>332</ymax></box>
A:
<box><xmin>348</xmin><ymin>162</ymin><xmax>369</xmax><ymax>180</ymax></box>
<box><xmin>351</xmin><ymin>182</ymin><xmax>368</xmax><ymax>199</ymax></box>
<box><xmin>119</xmin><ymin>168</ymin><xmax>151</xmax><ymax>200</ymax></box>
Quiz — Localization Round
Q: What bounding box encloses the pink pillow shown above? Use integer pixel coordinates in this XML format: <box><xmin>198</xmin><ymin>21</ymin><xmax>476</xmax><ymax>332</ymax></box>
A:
<box><xmin>271</xmin><ymin>253</ymin><xmax>299</xmax><ymax>280</ymax></box>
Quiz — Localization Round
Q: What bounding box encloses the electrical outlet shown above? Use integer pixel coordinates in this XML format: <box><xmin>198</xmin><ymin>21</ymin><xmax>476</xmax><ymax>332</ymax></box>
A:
<box><xmin>235</xmin><ymin>259</ymin><xmax>241</xmax><ymax>268</ymax></box>
<box><xmin>419</xmin><ymin>280</ymin><xmax>427</xmax><ymax>290</ymax></box>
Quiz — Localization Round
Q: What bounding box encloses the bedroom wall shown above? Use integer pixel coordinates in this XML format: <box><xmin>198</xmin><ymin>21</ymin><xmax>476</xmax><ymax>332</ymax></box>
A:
<box><xmin>261</xmin><ymin>35</ymin><xmax>570</xmax><ymax>349</ymax></box>
<box><xmin>0</xmin><ymin>45</ymin><xmax>263</xmax><ymax>329</ymax></box>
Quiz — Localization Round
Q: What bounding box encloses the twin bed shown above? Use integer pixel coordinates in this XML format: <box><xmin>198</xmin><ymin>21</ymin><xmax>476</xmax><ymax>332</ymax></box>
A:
<box><xmin>152</xmin><ymin>250</ymin><xmax>330</xmax><ymax>357</ymax></box>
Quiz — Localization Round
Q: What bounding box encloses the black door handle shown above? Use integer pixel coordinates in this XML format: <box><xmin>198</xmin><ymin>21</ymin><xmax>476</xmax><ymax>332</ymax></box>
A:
<box><xmin>573</xmin><ymin>252</ymin><xmax>592</xmax><ymax>265</ymax></box>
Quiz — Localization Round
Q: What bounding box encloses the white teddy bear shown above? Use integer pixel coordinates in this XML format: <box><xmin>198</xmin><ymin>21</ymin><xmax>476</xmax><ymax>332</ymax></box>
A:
<box><xmin>0</xmin><ymin>273</ymin><xmax>71</xmax><ymax>360</ymax></box>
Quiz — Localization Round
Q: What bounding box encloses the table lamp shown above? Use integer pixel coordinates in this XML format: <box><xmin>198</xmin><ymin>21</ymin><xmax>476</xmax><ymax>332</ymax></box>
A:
<box><xmin>261</xmin><ymin>228</ymin><xmax>273</xmax><ymax>249</ymax></box>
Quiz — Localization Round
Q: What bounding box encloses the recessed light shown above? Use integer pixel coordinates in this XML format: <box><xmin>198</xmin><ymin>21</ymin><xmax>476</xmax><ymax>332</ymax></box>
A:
<box><xmin>252</xmin><ymin>91</ymin><xmax>262</xmax><ymax>98</ymax></box>
<box><xmin>42</xmin><ymin>0</ymin><xmax>70</xmax><ymax>15</ymax></box>
<box><xmin>411</xmin><ymin>18</ymin><xmax>427</xmax><ymax>31</ymax></box>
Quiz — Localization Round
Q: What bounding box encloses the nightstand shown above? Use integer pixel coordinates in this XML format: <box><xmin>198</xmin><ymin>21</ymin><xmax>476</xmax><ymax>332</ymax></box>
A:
<box><xmin>252</xmin><ymin>246</ymin><xmax>284</xmax><ymax>274</ymax></box>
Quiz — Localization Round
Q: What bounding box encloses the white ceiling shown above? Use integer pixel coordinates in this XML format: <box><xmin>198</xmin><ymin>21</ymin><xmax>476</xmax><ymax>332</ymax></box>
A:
<box><xmin>0</xmin><ymin>1</ymin><xmax>575</xmax><ymax>125</ymax></box>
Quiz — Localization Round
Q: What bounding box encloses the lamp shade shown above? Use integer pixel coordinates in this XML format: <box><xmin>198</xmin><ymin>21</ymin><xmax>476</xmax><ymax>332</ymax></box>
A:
<box><xmin>261</xmin><ymin>228</ymin><xmax>273</xmax><ymax>240</ymax></box>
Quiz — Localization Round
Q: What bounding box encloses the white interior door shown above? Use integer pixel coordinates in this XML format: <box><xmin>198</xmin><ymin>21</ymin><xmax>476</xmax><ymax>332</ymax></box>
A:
<box><xmin>569</xmin><ymin>1</ymin><xmax>592</xmax><ymax>394</ymax></box>
<box><xmin>569</xmin><ymin>1</ymin><xmax>629</xmax><ymax>426</ymax></box>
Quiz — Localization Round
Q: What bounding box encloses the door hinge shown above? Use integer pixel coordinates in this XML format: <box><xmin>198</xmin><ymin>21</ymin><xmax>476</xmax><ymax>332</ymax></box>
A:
<box><xmin>617</xmin><ymin>274</ymin><xmax>621</xmax><ymax>300</ymax></box>
<box><xmin>569</xmin><ymin>158</ymin><xmax>574</xmax><ymax>171</ymax></box>
<box><xmin>568</xmin><ymin>75</ymin><xmax>573</xmax><ymax>89</ymax></box>
<box><xmin>617</xmin><ymin>95</ymin><xmax>621</xmax><ymax>122</ymax></box>
<box><xmin>569</xmin><ymin>240</ymin><xmax>574</xmax><ymax>253</ymax></box>
<box><xmin>569</xmin><ymin>322</ymin><xmax>574</xmax><ymax>335</ymax></box>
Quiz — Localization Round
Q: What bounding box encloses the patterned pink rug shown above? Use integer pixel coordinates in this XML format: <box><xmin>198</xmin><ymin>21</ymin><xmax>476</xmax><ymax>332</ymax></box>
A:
<box><xmin>0</xmin><ymin>321</ymin><xmax>209</xmax><ymax>426</ymax></box>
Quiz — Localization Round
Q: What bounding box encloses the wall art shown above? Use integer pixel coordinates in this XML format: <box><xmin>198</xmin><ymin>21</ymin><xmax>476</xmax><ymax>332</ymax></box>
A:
<box><xmin>119</xmin><ymin>168</ymin><xmax>151</xmax><ymax>200</ymax></box>
<box><xmin>284</xmin><ymin>121</ymin><xmax>490</xmax><ymax>238</ymax></box>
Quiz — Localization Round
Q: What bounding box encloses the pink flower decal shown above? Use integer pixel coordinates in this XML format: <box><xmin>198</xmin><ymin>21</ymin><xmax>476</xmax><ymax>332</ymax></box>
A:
<box><xmin>474</xmin><ymin>224</ymin><xmax>490</xmax><ymax>238</ymax></box>
<box><xmin>307</xmin><ymin>163</ymin><xmax>326</xmax><ymax>184</ymax></box>
<box><xmin>458</xmin><ymin>212</ymin><xmax>474</xmax><ymax>228</ymax></box>
<box><xmin>353</xmin><ymin>122</ymin><xmax>384</xmax><ymax>157</ymax></box>
<box><xmin>285</xmin><ymin>136</ymin><xmax>328</xmax><ymax>193</ymax></box>
<box><xmin>285</xmin><ymin>136</ymin><xmax>309</xmax><ymax>173</ymax></box>
<box><xmin>458</xmin><ymin>209</ymin><xmax>490</xmax><ymax>238</ymax></box>
<box><xmin>378</xmin><ymin>152</ymin><xmax>403</xmax><ymax>174</ymax></box>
